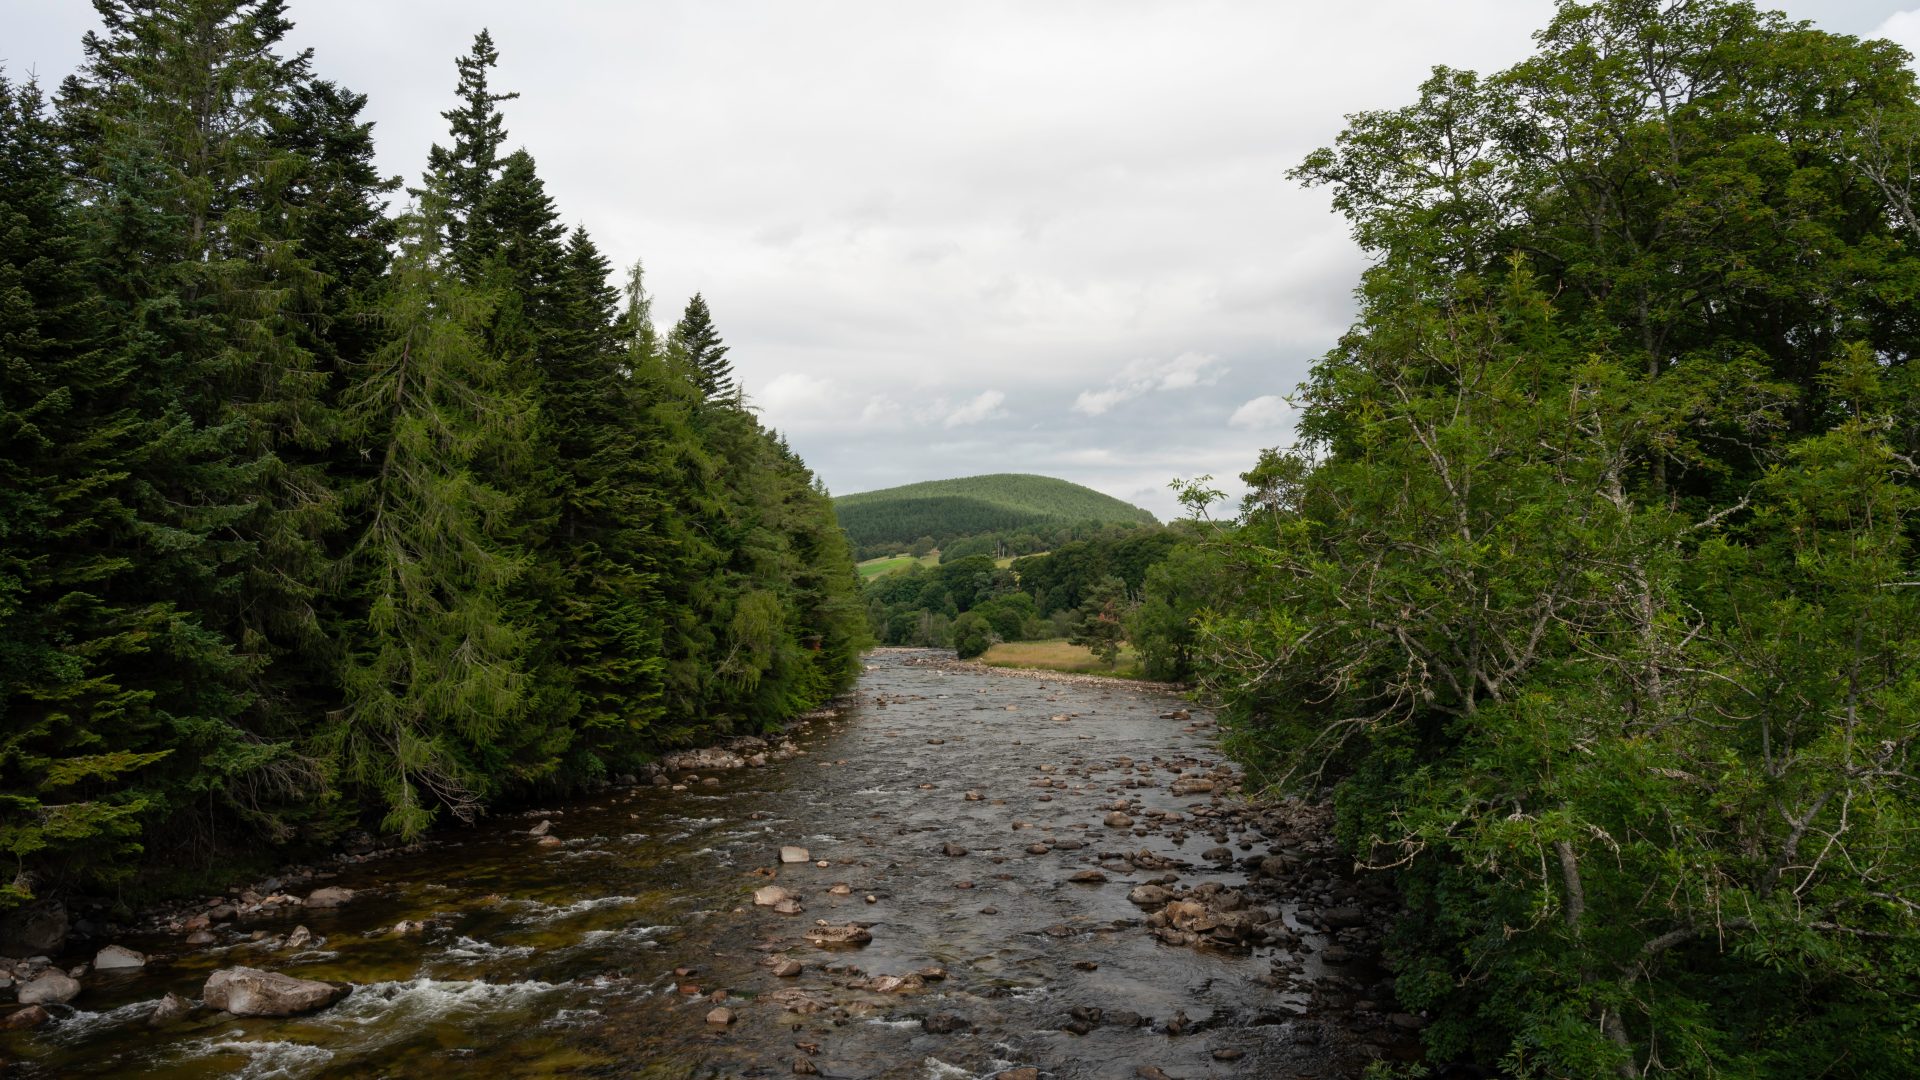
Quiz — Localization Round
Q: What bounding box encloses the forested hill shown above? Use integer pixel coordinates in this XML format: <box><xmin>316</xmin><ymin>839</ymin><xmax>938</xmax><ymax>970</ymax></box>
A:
<box><xmin>834</xmin><ymin>474</ymin><xmax>1156</xmax><ymax>549</ymax></box>
<box><xmin>0</xmin><ymin>13</ymin><xmax>866</xmax><ymax>908</ymax></box>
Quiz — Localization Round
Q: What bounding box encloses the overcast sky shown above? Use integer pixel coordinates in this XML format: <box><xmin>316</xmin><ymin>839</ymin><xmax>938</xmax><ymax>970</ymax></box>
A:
<box><xmin>6</xmin><ymin>1</ymin><xmax>1918</xmax><ymax>517</ymax></box>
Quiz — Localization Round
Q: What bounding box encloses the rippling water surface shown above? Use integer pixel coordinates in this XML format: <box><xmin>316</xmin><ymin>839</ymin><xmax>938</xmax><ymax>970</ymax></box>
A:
<box><xmin>1</xmin><ymin>650</ymin><xmax>1392</xmax><ymax>1078</ymax></box>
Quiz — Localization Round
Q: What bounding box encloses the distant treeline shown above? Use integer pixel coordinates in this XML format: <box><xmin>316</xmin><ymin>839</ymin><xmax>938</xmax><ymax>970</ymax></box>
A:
<box><xmin>864</xmin><ymin>525</ymin><xmax>1193</xmax><ymax>671</ymax></box>
<box><xmin>834</xmin><ymin>473</ymin><xmax>1155</xmax><ymax>553</ymax></box>
<box><xmin>0</xmin><ymin>6</ymin><xmax>865</xmax><ymax>909</ymax></box>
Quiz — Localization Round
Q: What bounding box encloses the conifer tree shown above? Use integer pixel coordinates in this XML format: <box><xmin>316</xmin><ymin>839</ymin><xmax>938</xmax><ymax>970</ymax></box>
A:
<box><xmin>421</xmin><ymin>28</ymin><xmax>517</xmax><ymax>273</ymax></box>
<box><xmin>56</xmin><ymin>0</ymin><xmax>338</xmax><ymax>829</ymax></box>
<box><xmin>327</xmin><ymin>197</ymin><xmax>533</xmax><ymax>837</ymax></box>
<box><xmin>670</xmin><ymin>293</ymin><xmax>736</xmax><ymax>402</ymax></box>
<box><xmin>0</xmin><ymin>76</ymin><xmax>174</xmax><ymax>901</ymax></box>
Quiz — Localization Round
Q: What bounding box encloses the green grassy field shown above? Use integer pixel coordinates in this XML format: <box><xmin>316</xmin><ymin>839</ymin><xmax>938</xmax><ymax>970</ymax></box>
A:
<box><xmin>977</xmin><ymin>639</ymin><xmax>1143</xmax><ymax>677</ymax></box>
<box><xmin>856</xmin><ymin>553</ymin><xmax>939</xmax><ymax>580</ymax></box>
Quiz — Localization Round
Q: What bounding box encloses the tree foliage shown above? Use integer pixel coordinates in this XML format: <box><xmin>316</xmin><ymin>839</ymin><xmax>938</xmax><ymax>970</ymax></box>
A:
<box><xmin>0</xmin><ymin>11</ymin><xmax>867</xmax><ymax>903</ymax></box>
<box><xmin>1171</xmin><ymin>4</ymin><xmax>1920</xmax><ymax>1075</ymax></box>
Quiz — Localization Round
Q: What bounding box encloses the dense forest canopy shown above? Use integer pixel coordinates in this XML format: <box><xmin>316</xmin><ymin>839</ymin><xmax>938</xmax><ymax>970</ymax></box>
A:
<box><xmin>1116</xmin><ymin>1</ymin><xmax>1920</xmax><ymax>1075</ymax></box>
<box><xmin>0</xmin><ymin>1</ymin><xmax>865</xmax><ymax>909</ymax></box>
<box><xmin>833</xmin><ymin>473</ymin><xmax>1156</xmax><ymax>554</ymax></box>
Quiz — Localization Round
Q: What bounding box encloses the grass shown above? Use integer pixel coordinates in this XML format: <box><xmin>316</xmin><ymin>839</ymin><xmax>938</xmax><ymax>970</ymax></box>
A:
<box><xmin>857</xmin><ymin>552</ymin><xmax>939</xmax><ymax>580</ymax></box>
<box><xmin>977</xmin><ymin>638</ymin><xmax>1145</xmax><ymax>678</ymax></box>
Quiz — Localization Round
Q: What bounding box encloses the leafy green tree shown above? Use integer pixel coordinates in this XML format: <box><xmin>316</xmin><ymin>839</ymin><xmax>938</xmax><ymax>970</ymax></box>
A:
<box><xmin>1182</xmin><ymin>5</ymin><xmax>1920</xmax><ymax>1073</ymax></box>
<box><xmin>1069</xmin><ymin>575</ymin><xmax>1129</xmax><ymax>668</ymax></box>
<box><xmin>951</xmin><ymin>612</ymin><xmax>993</xmax><ymax>660</ymax></box>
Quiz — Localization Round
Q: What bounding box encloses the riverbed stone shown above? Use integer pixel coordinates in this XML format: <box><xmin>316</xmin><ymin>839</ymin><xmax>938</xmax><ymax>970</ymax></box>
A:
<box><xmin>305</xmin><ymin>886</ymin><xmax>355</xmax><ymax>908</ymax></box>
<box><xmin>2</xmin><ymin>1004</ymin><xmax>50</xmax><ymax>1030</ymax></box>
<box><xmin>753</xmin><ymin>885</ymin><xmax>792</xmax><ymax>907</ymax></box>
<box><xmin>706</xmin><ymin>1006</ymin><xmax>735</xmax><ymax>1025</ymax></box>
<box><xmin>203</xmin><ymin>966</ymin><xmax>349</xmax><ymax>1016</ymax></box>
<box><xmin>803</xmin><ymin>922</ymin><xmax>872</xmax><ymax>946</ymax></box>
<box><xmin>17</xmin><ymin>971</ymin><xmax>81</xmax><ymax>1005</ymax></box>
<box><xmin>94</xmin><ymin>944</ymin><xmax>146</xmax><ymax>970</ymax></box>
<box><xmin>779</xmin><ymin>845</ymin><xmax>811</xmax><ymax>863</ymax></box>
<box><xmin>149</xmin><ymin>992</ymin><xmax>193</xmax><ymax>1027</ymax></box>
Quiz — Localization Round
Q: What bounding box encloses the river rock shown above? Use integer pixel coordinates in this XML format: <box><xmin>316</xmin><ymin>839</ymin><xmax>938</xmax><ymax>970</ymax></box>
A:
<box><xmin>2</xmin><ymin>1004</ymin><xmax>50</xmax><ymax>1030</ymax></box>
<box><xmin>1129</xmin><ymin>884</ymin><xmax>1175</xmax><ymax>907</ymax></box>
<box><xmin>661</xmin><ymin>747</ymin><xmax>746</xmax><ymax>771</ymax></box>
<box><xmin>1171</xmin><ymin>777</ymin><xmax>1215</xmax><ymax>796</ymax></box>
<box><xmin>305</xmin><ymin>886</ymin><xmax>355</xmax><ymax>908</ymax></box>
<box><xmin>771</xmin><ymin>958</ymin><xmax>803</xmax><ymax>977</ymax></box>
<box><xmin>803</xmin><ymin>922</ymin><xmax>872</xmax><ymax>946</ymax></box>
<box><xmin>203</xmin><ymin>966</ymin><xmax>349</xmax><ymax>1016</ymax></box>
<box><xmin>1067</xmin><ymin>869</ymin><xmax>1108</xmax><ymax>883</ymax></box>
<box><xmin>766</xmin><ymin>986</ymin><xmax>834</xmax><ymax>1014</ymax></box>
<box><xmin>706</xmin><ymin>1006</ymin><xmax>735</xmax><ymax>1025</ymax></box>
<box><xmin>1103</xmin><ymin>812</ymin><xmax>1134</xmax><ymax>828</ymax></box>
<box><xmin>94</xmin><ymin>944</ymin><xmax>146</xmax><ymax>970</ymax></box>
<box><xmin>941</xmin><ymin>842</ymin><xmax>968</xmax><ymax>857</ymax></box>
<box><xmin>529</xmin><ymin>819</ymin><xmax>552</xmax><ymax>836</ymax></box>
<box><xmin>186</xmin><ymin>929</ymin><xmax>217</xmax><ymax>946</ymax></box>
<box><xmin>537</xmin><ymin>835</ymin><xmax>563</xmax><ymax>847</ymax></box>
<box><xmin>285</xmin><ymin>925</ymin><xmax>313</xmax><ymax>948</ymax></box>
<box><xmin>149</xmin><ymin>991</ymin><xmax>193</xmax><ymax>1027</ymax></box>
<box><xmin>779</xmin><ymin>845</ymin><xmax>811</xmax><ymax>864</ymax></box>
<box><xmin>17</xmin><ymin>971</ymin><xmax>81</xmax><ymax>1005</ymax></box>
<box><xmin>1322</xmin><ymin>906</ymin><xmax>1366</xmax><ymax>929</ymax></box>
<box><xmin>923</xmin><ymin>1012</ymin><xmax>971</xmax><ymax>1034</ymax></box>
<box><xmin>0</xmin><ymin>900</ymin><xmax>67</xmax><ymax>958</ymax></box>
<box><xmin>754</xmin><ymin>885</ymin><xmax>793</xmax><ymax>907</ymax></box>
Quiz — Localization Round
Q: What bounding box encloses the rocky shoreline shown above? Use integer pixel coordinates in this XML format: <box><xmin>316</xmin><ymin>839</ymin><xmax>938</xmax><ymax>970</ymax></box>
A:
<box><xmin>0</xmin><ymin>702</ymin><xmax>848</xmax><ymax>1034</ymax></box>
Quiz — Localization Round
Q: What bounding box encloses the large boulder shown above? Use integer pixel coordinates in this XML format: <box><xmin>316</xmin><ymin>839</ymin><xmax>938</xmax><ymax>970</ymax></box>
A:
<box><xmin>0</xmin><ymin>900</ymin><xmax>67</xmax><ymax>958</ymax></box>
<box><xmin>17</xmin><ymin>971</ymin><xmax>81</xmax><ymax>1006</ymax></box>
<box><xmin>203</xmin><ymin>966</ymin><xmax>349</xmax><ymax>1017</ymax></box>
<box><xmin>304</xmin><ymin>886</ymin><xmax>355</xmax><ymax>909</ymax></box>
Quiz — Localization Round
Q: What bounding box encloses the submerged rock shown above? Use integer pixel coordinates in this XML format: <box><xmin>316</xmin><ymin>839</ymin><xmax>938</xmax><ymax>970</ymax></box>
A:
<box><xmin>203</xmin><ymin>966</ymin><xmax>349</xmax><ymax>1017</ymax></box>
<box><xmin>2</xmin><ymin>1004</ymin><xmax>50</xmax><ymax>1030</ymax></box>
<box><xmin>803</xmin><ymin>922</ymin><xmax>872</xmax><ymax>947</ymax></box>
<box><xmin>149</xmin><ymin>991</ymin><xmax>193</xmax><ymax>1027</ymax></box>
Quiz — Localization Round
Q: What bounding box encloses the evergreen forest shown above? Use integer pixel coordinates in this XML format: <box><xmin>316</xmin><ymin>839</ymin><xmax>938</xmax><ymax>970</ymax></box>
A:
<box><xmin>1</xmin><ymin>3</ymin><xmax>866</xmax><ymax>908</ymax></box>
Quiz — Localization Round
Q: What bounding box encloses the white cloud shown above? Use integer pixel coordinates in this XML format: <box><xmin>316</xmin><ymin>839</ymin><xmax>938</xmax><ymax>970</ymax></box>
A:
<box><xmin>1874</xmin><ymin>9</ymin><xmax>1920</xmax><ymax>69</ymax></box>
<box><xmin>1072</xmin><ymin>352</ymin><xmax>1225</xmax><ymax>416</ymax></box>
<box><xmin>944</xmin><ymin>390</ymin><xmax>1008</xmax><ymax>428</ymax></box>
<box><xmin>1229</xmin><ymin>394</ymin><xmax>1295</xmax><ymax>430</ymax></box>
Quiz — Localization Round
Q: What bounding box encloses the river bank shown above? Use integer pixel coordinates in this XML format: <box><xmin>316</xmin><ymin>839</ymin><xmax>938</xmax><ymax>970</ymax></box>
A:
<box><xmin>1</xmin><ymin>648</ymin><xmax>1417</xmax><ymax>1078</ymax></box>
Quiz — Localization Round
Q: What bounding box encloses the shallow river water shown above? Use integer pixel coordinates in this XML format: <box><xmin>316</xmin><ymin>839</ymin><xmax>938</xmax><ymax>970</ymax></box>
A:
<box><xmin>1</xmin><ymin>650</ymin><xmax>1397</xmax><ymax>1079</ymax></box>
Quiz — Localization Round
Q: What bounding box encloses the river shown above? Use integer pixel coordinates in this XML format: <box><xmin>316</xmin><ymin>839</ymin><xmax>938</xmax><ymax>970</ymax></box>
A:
<box><xmin>0</xmin><ymin>649</ymin><xmax>1411</xmax><ymax>1078</ymax></box>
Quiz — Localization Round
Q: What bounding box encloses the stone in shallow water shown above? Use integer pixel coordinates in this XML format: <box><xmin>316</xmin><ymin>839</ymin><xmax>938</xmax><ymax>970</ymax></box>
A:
<box><xmin>802</xmin><ymin>922</ymin><xmax>872</xmax><ymax>947</ymax></box>
<box><xmin>94</xmin><ymin>944</ymin><xmax>145</xmax><ymax>970</ymax></box>
<box><xmin>779</xmin><ymin>846</ymin><xmax>811</xmax><ymax>864</ymax></box>
<box><xmin>203</xmin><ymin>966</ymin><xmax>348</xmax><ymax>1017</ymax></box>
<box><xmin>16</xmin><ymin>972</ymin><xmax>79</xmax><ymax>1006</ymax></box>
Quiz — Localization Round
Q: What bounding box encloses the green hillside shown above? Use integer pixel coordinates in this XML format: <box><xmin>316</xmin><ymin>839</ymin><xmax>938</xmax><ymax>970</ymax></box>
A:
<box><xmin>834</xmin><ymin>473</ymin><xmax>1155</xmax><ymax>549</ymax></box>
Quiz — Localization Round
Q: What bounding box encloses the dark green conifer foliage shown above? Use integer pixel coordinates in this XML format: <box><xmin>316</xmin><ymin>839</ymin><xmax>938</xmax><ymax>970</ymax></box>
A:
<box><xmin>0</xmin><ymin>77</ymin><xmax>173</xmax><ymax>901</ymax></box>
<box><xmin>56</xmin><ymin>0</ymin><xmax>339</xmax><ymax>836</ymax></box>
<box><xmin>421</xmin><ymin>28</ymin><xmax>517</xmax><ymax>273</ymax></box>
<box><xmin>670</xmin><ymin>293</ymin><xmax>735</xmax><ymax>402</ymax></box>
<box><xmin>328</xmin><ymin>197</ymin><xmax>532</xmax><ymax>838</ymax></box>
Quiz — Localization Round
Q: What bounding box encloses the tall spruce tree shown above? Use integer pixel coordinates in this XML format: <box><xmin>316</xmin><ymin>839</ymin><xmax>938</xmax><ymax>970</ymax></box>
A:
<box><xmin>327</xmin><ymin>196</ymin><xmax>533</xmax><ymax>837</ymax></box>
<box><xmin>670</xmin><ymin>293</ymin><xmax>736</xmax><ymax>402</ymax></box>
<box><xmin>56</xmin><ymin>0</ymin><xmax>339</xmax><ymax>844</ymax></box>
<box><xmin>0</xmin><ymin>76</ymin><xmax>176</xmax><ymax>902</ymax></box>
<box><xmin>421</xmin><ymin>28</ymin><xmax>517</xmax><ymax>274</ymax></box>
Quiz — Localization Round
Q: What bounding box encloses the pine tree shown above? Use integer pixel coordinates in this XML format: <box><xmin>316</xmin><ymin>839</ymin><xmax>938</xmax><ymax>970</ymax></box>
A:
<box><xmin>420</xmin><ymin>28</ymin><xmax>517</xmax><ymax>273</ymax></box>
<box><xmin>0</xmin><ymin>76</ymin><xmax>174</xmax><ymax>903</ymax></box>
<box><xmin>670</xmin><ymin>293</ymin><xmax>736</xmax><ymax>402</ymax></box>
<box><xmin>56</xmin><ymin>0</ymin><xmax>339</xmax><ymax>839</ymax></box>
<box><xmin>326</xmin><ymin>197</ymin><xmax>533</xmax><ymax>837</ymax></box>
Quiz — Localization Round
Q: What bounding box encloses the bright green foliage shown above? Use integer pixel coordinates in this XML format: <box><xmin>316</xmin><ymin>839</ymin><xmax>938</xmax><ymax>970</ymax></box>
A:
<box><xmin>327</xmin><ymin>201</ymin><xmax>533</xmax><ymax>838</ymax></box>
<box><xmin>1179</xmin><ymin>4</ymin><xmax>1920</xmax><ymax>1075</ymax></box>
